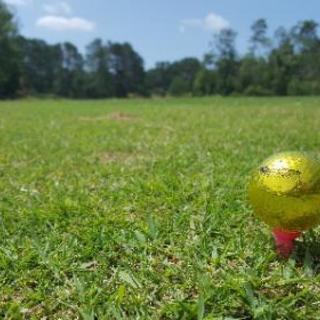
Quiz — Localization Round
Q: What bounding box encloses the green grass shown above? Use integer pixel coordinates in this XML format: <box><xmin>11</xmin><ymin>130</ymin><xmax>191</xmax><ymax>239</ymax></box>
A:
<box><xmin>1</xmin><ymin>97</ymin><xmax>320</xmax><ymax>319</ymax></box>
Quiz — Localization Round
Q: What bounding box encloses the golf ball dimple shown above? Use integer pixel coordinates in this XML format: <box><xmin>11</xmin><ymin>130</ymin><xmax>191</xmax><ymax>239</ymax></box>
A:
<box><xmin>248</xmin><ymin>152</ymin><xmax>320</xmax><ymax>231</ymax></box>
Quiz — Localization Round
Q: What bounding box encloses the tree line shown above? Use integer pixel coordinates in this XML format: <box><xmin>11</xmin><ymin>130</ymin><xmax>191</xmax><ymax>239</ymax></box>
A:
<box><xmin>1</xmin><ymin>1</ymin><xmax>320</xmax><ymax>99</ymax></box>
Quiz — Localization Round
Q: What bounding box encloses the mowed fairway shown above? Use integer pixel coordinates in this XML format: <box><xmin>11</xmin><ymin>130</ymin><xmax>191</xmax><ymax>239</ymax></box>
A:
<box><xmin>1</xmin><ymin>97</ymin><xmax>320</xmax><ymax>319</ymax></box>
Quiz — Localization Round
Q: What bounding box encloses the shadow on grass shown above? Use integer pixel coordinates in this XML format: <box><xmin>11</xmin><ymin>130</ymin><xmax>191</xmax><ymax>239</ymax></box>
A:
<box><xmin>293</xmin><ymin>231</ymin><xmax>320</xmax><ymax>274</ymax></box>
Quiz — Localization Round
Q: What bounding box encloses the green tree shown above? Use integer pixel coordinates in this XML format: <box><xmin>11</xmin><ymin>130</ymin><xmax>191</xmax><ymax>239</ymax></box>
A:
<box><xmin>193</xmin><ymin>68</ymin><xmax>216</xmax><ymax>96</ymax></box>
<box><xmin>237</xmin><ymin>56</ymin><xmax>272</xmax><ymax>95</ymax></box>
<box><xmin>146</xmin><ymin>62</ymin><xmax>172</xmax><ymax>96</ymax></box>
<box><xmin>250</xmin><ymin>19</ymin><xmax>271</xmax><ymax>56</ymax></box>
<box><xmin>268</xmin><ymin>27</ymin><xmax>297</xmax><ymax>95</ymax></box>
<box><xmin>170</xmin><ymin>58</ymin><xmax>201</xmax><ymax>92</ymax></box>
<box><xmin>291</xmin><ymin>20</ymin><xmax>319</xmax><ymax>52</ymax></box>
<box><xmin>290</xmin><ymin>21</ymin><xmax>320</xmax><ymax>94</ymax></box>
<box><xmin>108</xmin><ymin>42</ymin><xmax>146</xmax><ymax>97</ymax></box>
<box><xmin>212</xmin><ymin>28</ymin><xmax>239</xmax><ymax>95</ymax></box>
<box><xmin>236</xmin><ymin>19</ymin><xmax>272</xmax><ymax>95</ymax></box>
<box><xmin>19</xmin><ymin>37</ymin><xmax>62</xmax><ymax>95</ymax></box>
<box><xmin>85</xmin><ymin>39</ymin><xmax>114</xmax><ymax>98</ymax></box>
<box><xmin>169</xmin><ymin>76</ymin><xmax>189</xmax><ymax>96</ymax></box>
<box><xmin>146</xmin><ymin>58</ymin><xmax>201</xmax><ymax>96</ymax></box>
<box><xmin>0</xmin><ymin>1</ymin><xmax>21</xmax><ymax>98</ymax></box>
<box><xmin>55</xmin><ymin>42</ymin><xmax>85</xmax><ymax>98</ymax></box>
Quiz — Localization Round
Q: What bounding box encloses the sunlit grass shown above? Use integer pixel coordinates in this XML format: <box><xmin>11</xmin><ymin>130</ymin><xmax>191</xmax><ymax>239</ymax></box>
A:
<box><xmin>1</xmin><ymin>97</ymin><xmax>320</xmax><ymax>319</ymax></box>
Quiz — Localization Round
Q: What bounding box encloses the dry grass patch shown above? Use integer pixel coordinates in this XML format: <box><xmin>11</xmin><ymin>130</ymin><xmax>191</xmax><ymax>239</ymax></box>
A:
<box><xmin>79</xmin><ymin>112</ymin><xmax>139</xmax><ymax>122</ymax></box>
<box><xmin>108</xmin><ymin>112</ymin><xmax>139</xmax><ymax>121</ymax></box>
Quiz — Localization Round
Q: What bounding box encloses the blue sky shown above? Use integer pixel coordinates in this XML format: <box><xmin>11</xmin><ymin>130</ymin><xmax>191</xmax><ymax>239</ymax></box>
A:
<box><xmin>4</xmin><ymin>0</ymin><xmax>320</xmax><ymax>68</ymax></box>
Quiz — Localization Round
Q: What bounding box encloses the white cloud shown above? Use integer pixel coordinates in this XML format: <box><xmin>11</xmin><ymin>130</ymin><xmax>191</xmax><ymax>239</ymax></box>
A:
<box><xmin>36</xmin><ymin>15</ymin><xmax>95</xmax><ymax>32</ymax></box>
<box><xmin>180</xmin><ymin>12</ymin><xmax>230</xmax><ymax>33</ymax></box>
<box><xmin>204</xmin><ymin>13</ymin><xmax>230</xmax><ymax>32</ymax></box>
<box><xmin>43</xmin><ymin>2</ymin><xmax>72</xmax><ymax>15</ymax></box>
<box><xmin>4</xmin><ymin>0</ymin><xmax>31</xmax><ymax>6</ymax></box>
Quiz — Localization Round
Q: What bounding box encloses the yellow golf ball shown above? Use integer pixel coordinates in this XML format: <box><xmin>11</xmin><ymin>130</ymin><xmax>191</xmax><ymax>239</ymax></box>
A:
<box><xmin>248</xmin><ymin>152</ymin><xmax>320</xmax><ymax>231</ymax></box>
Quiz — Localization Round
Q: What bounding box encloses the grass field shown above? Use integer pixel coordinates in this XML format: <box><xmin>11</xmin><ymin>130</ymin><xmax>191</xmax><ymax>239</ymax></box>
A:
<box><xmin>1</xmin><ymin>97</ymin><xmax>320</xmax><ymax>319</ymax></box>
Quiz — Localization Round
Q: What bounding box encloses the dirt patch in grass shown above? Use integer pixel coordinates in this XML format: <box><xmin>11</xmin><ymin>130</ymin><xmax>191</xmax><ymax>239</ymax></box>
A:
<box><xmin>79</xmin><ymin>112</ymin><xmax>139</xmax><ymax>122</ymax></box>
<box><xmin>99</xmin><ymin>152</ymin><xmax>136</xmax><ymax>164</ymax></box>
<box><xmin>108</xmin><ymin>112</ymin><xmax>138</xmax><ymax>121</ymax></box>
